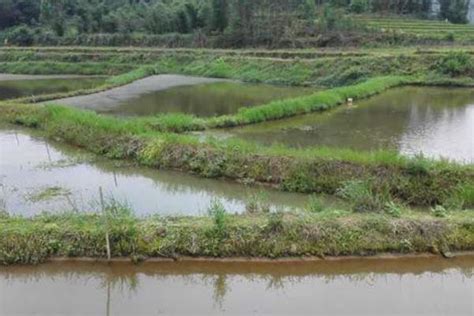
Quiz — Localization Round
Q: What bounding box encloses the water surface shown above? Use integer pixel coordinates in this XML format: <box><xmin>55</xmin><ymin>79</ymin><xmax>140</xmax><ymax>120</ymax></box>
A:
<box><xmin>98</xmin><ymin>81</ymin><xmax>314</xmax><ymax>117</ymax></box>
<box><xmin>0</xmin><ymin>127</ymin><xmax>320</xmax><ymax>216</ymax></box>
<box><xmin>0</xmin><ymin>76</ymin><xmax>105</xmax><ymax>100</ymax></box>
<box><xmin>227</xmin><ymin>87</ymin><xmax>474</xmax><ymax>163</ymax></box>
<box><xmin>1</xmin><ymin>256</ymin><xmax>472</xmax><ymax>315</ymax></box>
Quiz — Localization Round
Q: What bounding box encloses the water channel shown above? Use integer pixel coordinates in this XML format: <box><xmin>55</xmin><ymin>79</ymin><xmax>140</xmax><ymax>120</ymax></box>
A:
<box><xmin>0</xmin><ymin>255</ymin><xmax>472</xmax><ymax>315</ymax></box>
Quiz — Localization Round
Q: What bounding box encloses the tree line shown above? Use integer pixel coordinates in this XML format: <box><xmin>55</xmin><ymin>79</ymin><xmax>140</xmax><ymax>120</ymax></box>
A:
<box><xmin>0</xmin><ymin>0</ymin><xmax>471</xmax><ymax>47</ymax></box>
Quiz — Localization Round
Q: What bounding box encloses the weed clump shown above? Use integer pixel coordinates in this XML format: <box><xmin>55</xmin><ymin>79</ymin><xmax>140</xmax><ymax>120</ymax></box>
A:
<box><xmin>207</xmin><ymin>199</ymin><xmax>228</xmax><ymax>238</ymax></box>
<box><xmin>245</xmin><ymin>192</ymin><xmax>271</xmax><ymax>214</ymax></box>
<box><xmin>337</xmin><ymin>180</ymin><xmax>387</xmax><ymax>213</ymax></box>
<box><xmin>432</xmin><ymin>205</ymin><xmax>449</xmax><ymax>218</ymax></box>
<box><xmin>306</xmin><ymin>195</ymin><xmax>326</xmax><ymax>213</ymax></box>
<box><xmin>435</xmin><ymin>52</ymin><xmax>473</xmax><ymax>77</ymax></box>
<box><xmin>266</xmin><ymin>211</ymin><xmax>284</xmax><ymax>233</ymax></box>
<box><xmin>384</xmin><ymin>201</ymin><xmax>402</xmax><ymax>218</ymax></box>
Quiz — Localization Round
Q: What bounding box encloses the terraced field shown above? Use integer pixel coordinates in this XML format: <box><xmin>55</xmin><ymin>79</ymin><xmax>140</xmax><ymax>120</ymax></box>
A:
<box><xmin>356</xmin><ymin>16</ymin><xmax>474</xmax><ymax>43</ymax></box>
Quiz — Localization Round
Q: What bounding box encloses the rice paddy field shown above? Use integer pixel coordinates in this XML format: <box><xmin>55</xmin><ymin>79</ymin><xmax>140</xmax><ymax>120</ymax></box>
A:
<box><xmin>1</xmin><ymin>6</ymin><xmax>473</xmax><ymax>315</ymax></box>
<box><xmin>356</xmin><ymin>15</ymin><xmax>474</xmax><ymax>43</ymax></box>
<box><xmin>0</xmin><ymin>42</ymin><xmax>473</xmax><ymax>267</ymax></box>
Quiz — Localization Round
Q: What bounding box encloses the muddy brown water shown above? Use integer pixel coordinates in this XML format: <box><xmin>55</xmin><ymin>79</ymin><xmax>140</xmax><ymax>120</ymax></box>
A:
<box><xmin>0</xmin><ymin>256</ymin><xmax>472</xmax><ymax>315</ymax></box>
<box><xmin>0</xmin><ymin>74</ymin><xmax>105</xmax><ymax>100</ymax></box>
<box><xmin>50</xmin><ymin>74</ymin><xmax>314</xmax><ymax>117</ymax></box>
<box><xmin>0</xmin><ymin>126</ymin><xmax>331</xmax><ymax>216</ymax></box>
<box><xmin>226</xmin><ymin>86</ymin><xmax>474</xmax><ymax>163</ymax></box>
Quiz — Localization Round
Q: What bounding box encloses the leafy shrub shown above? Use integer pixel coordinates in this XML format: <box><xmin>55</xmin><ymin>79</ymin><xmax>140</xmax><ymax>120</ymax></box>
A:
<box><xmin>350</xmin><ymin>0</ymin><xmax>370</xmax><ymax>13</ymax></box>
<box><xmin>435</xmin><ymin>52</ymin><xmax>473</xmax><ymax>77</ymax></box>
<box><xmin>4</xmin><ymin>25</ymin><xmax>35</xmax><ymax>46</ymax></box>
<box><xmin>207</xmin><ymin>199</ymin><xmax>228</xmax><ymax>238</ymax></box>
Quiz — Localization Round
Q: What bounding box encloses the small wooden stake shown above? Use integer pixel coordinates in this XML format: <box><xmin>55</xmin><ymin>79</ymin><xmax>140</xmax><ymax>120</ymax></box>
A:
<box><xmin>99</xmin><ymin>187</ymin><xmax>111</xmax><ymax>261</ymax></box>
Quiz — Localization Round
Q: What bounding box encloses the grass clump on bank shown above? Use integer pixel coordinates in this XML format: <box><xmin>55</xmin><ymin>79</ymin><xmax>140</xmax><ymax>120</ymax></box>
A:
<box><xmin>0</xmin><ymin>206</ymin><xmax>472</xmax><ymax>265</ymax></box>
<box><xmin>0</xmin><ymin>102</ymin><xmax>472</xmax><ymax>209</ymax></box>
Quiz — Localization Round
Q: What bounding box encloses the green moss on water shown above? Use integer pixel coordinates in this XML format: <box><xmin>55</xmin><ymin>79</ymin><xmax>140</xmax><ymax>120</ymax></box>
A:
<box><xmin>26</xmin><ymin>186</ymin><xmax>72</xmax><ymax>203</ymax></box>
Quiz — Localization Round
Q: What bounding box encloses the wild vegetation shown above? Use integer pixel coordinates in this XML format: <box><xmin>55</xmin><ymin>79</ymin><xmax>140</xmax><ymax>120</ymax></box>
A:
<box><xmin>1</xmin><ymin>203</ymin><xmax>473</xmax><ymax>265</ymax></box>
<box><xmin>0</xmin><ymin>0</ymin><xmax>473</xmax><ymax>48</ymax></box>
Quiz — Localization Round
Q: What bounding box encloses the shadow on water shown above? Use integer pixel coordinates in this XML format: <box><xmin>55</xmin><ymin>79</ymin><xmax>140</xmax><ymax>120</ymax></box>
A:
<box><xmin>0</xmin><ymin>256</ymin><xmax>473</xmax><ymax>315</ymax></box>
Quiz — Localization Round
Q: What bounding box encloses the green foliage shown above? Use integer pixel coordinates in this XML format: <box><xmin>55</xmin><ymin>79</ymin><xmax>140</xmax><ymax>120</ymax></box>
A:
<box><xmin>3</xmin><ymin>25</ymin><xmax>35</xmax><ymax>46</ymax></box>
<box><xmin>207</xmin><ymin>199</ymin><xmax>228</xmax><ymax>238</ymax></box>
<box><xmin>435</xmin><ymin>52</ymin><xmax>473</xmax><ymax>77</ymax></box>
<box><xmin>350</xmin><ymin>0</ymin><xmax>370</xmax><ymax>13</ymax></box>
<box><xmin>0</xmin><ymin>0</ymin><xmax>473</xmax><ymax>48</ymax></box>
<box><xmin>446</xmin><ymin>184</ymin><xmax>474</xmax><ymax>210</ymax></box>
<box><xmin>306</xmin><ymin>195</ymin><xmax>326</xmax><ymax>213</ymax></box>
<box><xmin>142</xmin><ymin>113</ymin><xmax>205</xmax><ymax>133</ymax></box>
<box><xmin>337</xmin><ymin>180</ymin><xmax>387</xmax><ymax>213</ymax></box>
<box><xmin>266</xmin><ymin>211</ymin><xmax>284</xmax><ymax>233</ymax></box>
<box><xmin>439</xmin><ymin>0</ymin><xmax>470</xmax><ymax>24</ymax></box>
<box><xmin>0</xmin><ymin>209</ymin><xmax>473</xmax><ymax>265</ymax></box>
<box><xmin>384</xmin><ymin>201</ymin><xmax>402</xmax><ymax>218</ymax></box>
<box><xmin>431</xmin><ymin>205</ymin><xmax>449</xmax><ymax>218</ymax></box>
<box><xmin>245</xmin><ymin>192</ymin><xmax>271</xmax><ymax>215</ymax></box>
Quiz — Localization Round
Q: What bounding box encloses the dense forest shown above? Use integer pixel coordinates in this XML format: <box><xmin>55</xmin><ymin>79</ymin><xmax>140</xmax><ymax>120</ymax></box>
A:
<box><xmin>0</xmin><ymin>0</ymin><xmax>472</xmax><ymax>47</ymax></box>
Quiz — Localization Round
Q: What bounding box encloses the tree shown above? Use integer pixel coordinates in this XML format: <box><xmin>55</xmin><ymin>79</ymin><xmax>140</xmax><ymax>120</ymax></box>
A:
<box><xmin>439</xmin><ymin>0</ymin><xmax>470</xmax><ymax>24</ymax></box>
<box><xmin>211</xmin><ymin>0</ymin><xmax>228</xmax><ymax>32</ymax></box>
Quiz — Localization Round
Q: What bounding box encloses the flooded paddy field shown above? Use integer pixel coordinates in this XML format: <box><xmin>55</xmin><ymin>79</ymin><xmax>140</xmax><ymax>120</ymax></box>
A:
<box><xmin>226</xmin><ymin>86</ymin><xmax>474</xmax><ymax>163</ymax></box>
<box><xmin>0</xmin><ymin>74</ymin><xmax>105</xmax><ymax>100</ymax></box>
<box><xmin>51</xmin><ymin>74</ymin><xmax>314</xmax><ymax>117</ymax></box>
<box><xmin>0</xmin><ymin>255</ymin><xmax>472</xmax><ymax>315</ymax></box>
<box><xmin>0</xmin><ymin>126</ymin><xmax>324</xmax><ymax>216</ymax></box>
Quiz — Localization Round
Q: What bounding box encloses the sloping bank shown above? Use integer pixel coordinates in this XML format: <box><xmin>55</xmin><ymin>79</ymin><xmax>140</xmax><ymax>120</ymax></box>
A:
<box><xmin>1</xmin><ymin>210</ymin><xmax>473</xmax><ymax>265</ymax></box>
<box><xmin>1</xmin><ymin>98</ymin><xmax>473</xmax><ymax>209</ymax></box>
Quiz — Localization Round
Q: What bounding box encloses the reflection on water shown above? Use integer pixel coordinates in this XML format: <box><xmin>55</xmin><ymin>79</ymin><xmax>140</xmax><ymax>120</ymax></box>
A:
<box><xmin>0</xmin><ymin>127</ymin><xmax>316</xmax><ymax>216</ymax></box>
<box><xmin>0</xmin><ymin>256</ymin><xmax>472</xmax><ymax>315</ymax></box>
<box><xmin>229</xmin><ymin>87</ymin><xmax>474</xmax><ymax>163</ymax></box>
<box><xmin>99</xmin><ymin>82</ymin><xmax>314</xmax><ymax>117</ymax></box>
<box><xmin>0</xmin><ymin>77</ymin><xmax>105</xmax><ymax>100</ymax></box>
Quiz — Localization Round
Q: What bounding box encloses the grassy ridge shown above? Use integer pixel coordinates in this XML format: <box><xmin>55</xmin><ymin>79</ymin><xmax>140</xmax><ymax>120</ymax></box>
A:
<box><xmin>356</xmin><ymin>16</ymin><xmax>474</xmax><ymax>42</ymax></box>
<box><xmin>1</xmin><ymin>101</ymin><xmax>472</xmax><ymax>208</ymax></box>
<box><xmin>8</xmin><ymin>66</ymin><xmax>156</xmax><ymax>104</ymax></box>
<box><xmin>1</xmin><ymin>209</ymin><xmax>473</xmax><ymax>265</ymax></box>
<box><xmin>3</xmin><ymin>47</ymin><xmax>474</xmax><ymax>88</ymax></box>
<box><xmin>0</xmin><ymin>61</ymin><xmax>134</xmax><ymax>76</ymax></box>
